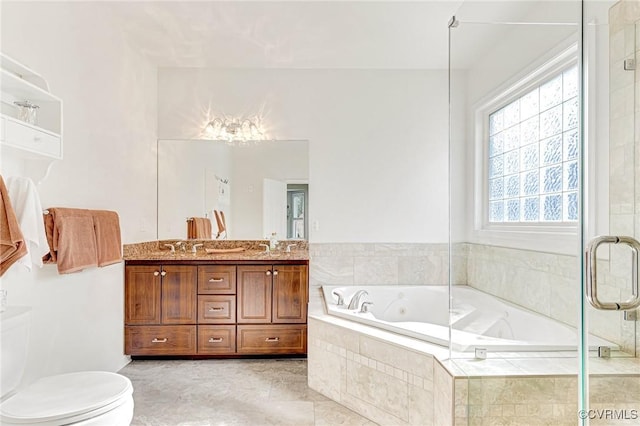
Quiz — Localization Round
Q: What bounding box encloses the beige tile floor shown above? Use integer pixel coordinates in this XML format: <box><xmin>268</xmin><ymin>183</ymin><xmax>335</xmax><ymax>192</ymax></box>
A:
<box><xmin>119</xmin><ymin>358</ymin><xmax>377</xmax><ymax>426</ymax></box>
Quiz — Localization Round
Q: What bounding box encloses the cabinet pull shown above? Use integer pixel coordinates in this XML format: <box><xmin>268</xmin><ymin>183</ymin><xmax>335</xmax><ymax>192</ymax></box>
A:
<box><xmin>265</xmin><ymin>337</ymin><xmax>280</xmax><ymax>342</ymax></box>
<box><xmin>208</xmin><ymin>278</ymin><xmax>224</xmax><ymax>282</ymax></box>
<box><xmin>208</xmin><ymin>337</ymin><xmax>224</xmax><ymax>343</ymax></box>
<box><xmin>266</xmin><ymin>270</ymin><xmax>272</xmax><ymax>276</ymax></box>
<box><xmin>273</xmin><ymin>270</ymin><xmax>279</xmax><ymax>276</ymax></box>
<box><xmin>208</xmin><ymin>307</ymin><xmax>224</xmax><ymax>312</ymax></box>
<box><xmin>160</xmin><ymin>271</ymin><xmax>167</xmax><ymax>277</ymax></box>
<box><xmin>151</xmin><ymin>338</ymin><xmax>168</xmax><ymax>343</ymax></box>
<box><xmin>153</xmin><ymin>271</ymin><xmax>160</xmax><ymax>276</ymax></box>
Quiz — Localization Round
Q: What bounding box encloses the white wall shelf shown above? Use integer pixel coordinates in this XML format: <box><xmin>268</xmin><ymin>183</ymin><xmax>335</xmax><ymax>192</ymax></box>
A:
<box><xmin>0</xmin><ymin>53</ymin><xmax>63</xmax><ymax>162</ymax></box>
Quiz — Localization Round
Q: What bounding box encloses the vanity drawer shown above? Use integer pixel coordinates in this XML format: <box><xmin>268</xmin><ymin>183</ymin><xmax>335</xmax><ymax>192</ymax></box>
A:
<box><xmin>198</xmin><ymin>265</ymin><xmax>236</xmax><ymax>294</ymax></box>
<box><xmin>125</xmin><ymin>325</ymin><xmax>196</xmax><ymax>355</ymax></box>
<box><xmin>198</xmin><ymin>325</ymin><xmax>236</xmax><ymax>354</ymax></box>
<box><xmin>236</xmin><ymin>325</ymin><xmax>307</xmax><ymax>355</ymax></box>
<box><xmin>198</xmin><ymin>295</ymin><xmax>236</xmax><ymax>324</ymax></box>
<box><xmin>4</xmin><ymin>117</ymin><xmax>61</xmax><ymax>159</ymax></box>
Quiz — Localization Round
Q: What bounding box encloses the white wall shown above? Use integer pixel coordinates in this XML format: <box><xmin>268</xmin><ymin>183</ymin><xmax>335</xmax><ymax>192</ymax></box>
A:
<box><xmin>1</xmin><ymin>3</ymin><xmax>157</xmax><ymax>384</ymax></box>
<box><xmin>158</xmin><ymin>68</ymin><xmax>449</xmax><ymax>243</ymax></box>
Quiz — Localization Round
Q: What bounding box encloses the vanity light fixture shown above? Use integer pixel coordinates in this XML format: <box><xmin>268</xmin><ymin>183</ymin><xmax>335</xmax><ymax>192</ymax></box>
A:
<box><xmin>203</xmin><ymin>117</ymin><xmax>267</xmax><ymax>146</ymax></box>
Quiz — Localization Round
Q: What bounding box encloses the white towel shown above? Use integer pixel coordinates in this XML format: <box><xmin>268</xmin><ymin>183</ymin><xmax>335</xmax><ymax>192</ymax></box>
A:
<box><xmin>6</xmin><ymin>177</ymin><xmax>49</xmax><ymax>270</ymax></box>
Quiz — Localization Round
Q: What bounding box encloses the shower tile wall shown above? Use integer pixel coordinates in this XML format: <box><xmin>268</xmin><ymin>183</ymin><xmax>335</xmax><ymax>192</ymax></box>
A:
<box><xmin>609</xmin><ymin>0</ymin><xmax>640</xmax><ymax>355</ymax></box>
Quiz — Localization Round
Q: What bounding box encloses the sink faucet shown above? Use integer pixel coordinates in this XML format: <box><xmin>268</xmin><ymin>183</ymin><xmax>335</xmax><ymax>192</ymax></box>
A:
<box><xmin>191</xmin><ymin>243</ymin><xmax>203</xmax><ymax>254</ymax></box>
<box><xmin>163</xmin><ymin>243</ymin><xmax>175</xmax><ymax>254</ymax></box>
<box><xmin>259</xmin><ymin>244</ymin><xmax>270</xmax><ymax>253</ymax></box>
<box><xmin>286</xmin><ymin>244</ymin><xmax>297</xmax><ymax>253</ymax></box>
<box><xmin>347</xmin><ymin>290</ymin><xmax>369</xmax><ymax>310</ymax></box>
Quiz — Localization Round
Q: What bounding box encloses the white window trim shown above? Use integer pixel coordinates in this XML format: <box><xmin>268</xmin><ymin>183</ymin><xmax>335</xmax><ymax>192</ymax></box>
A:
<box><xmin>471</xmin><ymin>42</ymin><xmax>580</xmax><ymax>254</ymax></box>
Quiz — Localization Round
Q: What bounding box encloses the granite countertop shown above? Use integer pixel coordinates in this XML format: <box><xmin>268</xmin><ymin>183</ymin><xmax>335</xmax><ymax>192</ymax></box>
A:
<box><xmin>123</xmin><ymin>239</ymin><xmax>309</xmax><ymax>262</ymax></box>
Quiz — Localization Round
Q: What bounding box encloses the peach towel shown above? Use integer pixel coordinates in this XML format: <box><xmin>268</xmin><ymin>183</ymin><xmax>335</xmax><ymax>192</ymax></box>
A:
<box><xmin>43</xmin><ymin>208</ymin><xmax>98</xmax><ymax>274</ymax></box>
<box><xmin>213</xmin><ymin>210</ymin><xmax>226</xmax><ymax>239</ymax></box>
<box><xmin>187</xmin><ymin>217</ymin><xmax>212</xmax><ymax>239</ymax></box>
<box><xmin>0</xmin><ymin>175</ymin><xmax>28</xmax><ymax>276</ymax></box>
<box><xmin>92</xmin><ymin>210</ymin><xmax>122</xmax><ymax>266</ymax></box>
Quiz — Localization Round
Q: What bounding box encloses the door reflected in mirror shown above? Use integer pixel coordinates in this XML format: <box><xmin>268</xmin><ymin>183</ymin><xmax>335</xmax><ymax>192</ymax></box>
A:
<box><xmin>157</xmin><ymin>139</ymin><xmax>309</xmax><ymax>240</ymax></box>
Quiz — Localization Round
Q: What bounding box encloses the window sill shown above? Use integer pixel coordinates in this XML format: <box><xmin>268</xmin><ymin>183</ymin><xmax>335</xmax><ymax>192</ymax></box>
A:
<box><xmin>470</xmin><ymin>226</ymin><xmax>580</xmax><ymax>256</ymax></box>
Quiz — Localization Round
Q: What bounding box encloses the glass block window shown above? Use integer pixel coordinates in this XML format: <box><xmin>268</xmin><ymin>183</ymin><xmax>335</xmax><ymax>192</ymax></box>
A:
<box><xmin>487</xmin><ymin>65</ymin><xmax>578</xmax><ymax>223</ymax></box>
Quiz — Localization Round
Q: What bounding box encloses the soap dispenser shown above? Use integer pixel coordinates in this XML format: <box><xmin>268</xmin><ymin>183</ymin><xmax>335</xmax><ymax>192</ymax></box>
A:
<box><xmin>269</xmin><ymin>232</ymin><xmax>279</xmax><ymax>250</ymax></box>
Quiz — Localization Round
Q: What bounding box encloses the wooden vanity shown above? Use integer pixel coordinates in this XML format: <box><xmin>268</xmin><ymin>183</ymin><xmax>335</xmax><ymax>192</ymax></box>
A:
<box><xmin>123</xmin><ymin>242</ymin><xmax>308</xmax><ymax>357</ymax></box>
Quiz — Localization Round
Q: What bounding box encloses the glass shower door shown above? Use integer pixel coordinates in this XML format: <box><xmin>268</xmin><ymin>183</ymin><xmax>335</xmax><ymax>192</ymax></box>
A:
<box><xmin>448</xmin><ymin>2</ymin><xmax>584</xmax><ymax>423</ymax></box>
<box><xmin>580</xmin><ymin>1</ymin><xmax>640</xmax><ymax>423</ymax></box>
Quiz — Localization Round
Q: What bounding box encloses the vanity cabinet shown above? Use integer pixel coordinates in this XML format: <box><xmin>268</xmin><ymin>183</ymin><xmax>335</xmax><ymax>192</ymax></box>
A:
<box><xmin>124</xmin><ymin>265</ymin><xmax>197</xmax><ymax>355</ymax></box>
<box><xmin>236</xmin><ymin>265</ymin><xmax>308</xmax><ymax>354</ymax></box>
<box><xmin>124</xmin><ymin>260</ymin><xmax>307</xmax><ymax>357</ymax></box>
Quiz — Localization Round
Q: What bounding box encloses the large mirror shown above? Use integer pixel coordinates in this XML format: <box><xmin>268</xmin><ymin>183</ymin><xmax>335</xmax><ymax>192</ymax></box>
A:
<box><xmin>157</xmin><ymin>139</ymin><xmax>309</xmax><ymax>240</ymax></box>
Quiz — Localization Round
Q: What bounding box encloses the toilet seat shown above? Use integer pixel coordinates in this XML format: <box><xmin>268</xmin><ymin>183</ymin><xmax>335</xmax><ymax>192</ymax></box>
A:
<box><xmin>0</xmin><ymin>371</ymin><xmax>133</xmax><ymax>425</ymax></box>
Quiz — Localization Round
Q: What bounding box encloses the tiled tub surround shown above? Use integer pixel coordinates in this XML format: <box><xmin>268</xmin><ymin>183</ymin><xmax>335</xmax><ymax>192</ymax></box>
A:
<box><xmin>465</xmin><ymin>243</ymin><xmax>638</xmax><ymax>355</ymax></box>
<box><xmin>321</xmin><ymin>285</ymin><xmax>617</xmax><ymax>352</ymax></box>
<box><xmin>308</xmin><ymin>315</ymin><xmax>640</xmax><ymax>426</ymax></box>
<box><xmin>308</xmin><ymin>243</ymin><xmax>456</xmax><ymax>313</ymax></box>
<box><xmin>310</xmin><ymin>242</ymin><xmax>636</xmax><ymax>355</ymax></box>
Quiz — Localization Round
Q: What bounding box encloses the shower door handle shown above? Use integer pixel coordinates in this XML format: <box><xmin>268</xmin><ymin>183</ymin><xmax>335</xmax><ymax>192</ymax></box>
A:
<box><xmin>585</xmin><ymin>235</ymin><xmax>640</xmax><ymax>310</ymax></box>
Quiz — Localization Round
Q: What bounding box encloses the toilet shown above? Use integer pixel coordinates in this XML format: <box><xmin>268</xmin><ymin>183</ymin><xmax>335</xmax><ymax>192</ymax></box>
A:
<box><xmin>0</xmin><ymin>307</ymin><xmax>134</xmax><ymax>425</ymax></box>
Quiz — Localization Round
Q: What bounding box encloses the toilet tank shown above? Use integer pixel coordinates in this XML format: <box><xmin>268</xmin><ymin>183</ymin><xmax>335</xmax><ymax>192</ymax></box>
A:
<box><xmin>1</xmin><ymin>307</ymin><xmax>31</xmax><ymax>399</ymax></box>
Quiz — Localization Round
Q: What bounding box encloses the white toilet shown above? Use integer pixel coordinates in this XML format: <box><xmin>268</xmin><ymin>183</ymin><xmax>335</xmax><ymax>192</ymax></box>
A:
<box><xmin>0</xmin><ymin>307</ymin><xmax>134</xmax><ymax>425</ymax></box>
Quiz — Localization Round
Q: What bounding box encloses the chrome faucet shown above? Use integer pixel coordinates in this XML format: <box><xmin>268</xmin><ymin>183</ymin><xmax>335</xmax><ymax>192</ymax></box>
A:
<box><xmin>163</xmin><ymin>243</ymin><xmax>176</xmax><ymax>254</ymax></box>
<box><xmin>347</xmin><ymin>290</ymin><xmax>369</xmax><ymax>310</ymax></box>
<box><xmin>359</xmin><ymin>301</ymin><xmax>374</xmax><ymax>313</ymax></box>
<box><xmin>191</xmin><ymin>243</ymin><xmax>203</xmax><ymax>254</ymax></box>
<box><xmin>332</xmin><ymin>290</ymin><xmax>345</xmax><ymax>307</ymax></box>
<box><xmin>259</xmin><ymin>244</ymin><xmax>270</xmax><ymax>253</ymax></box>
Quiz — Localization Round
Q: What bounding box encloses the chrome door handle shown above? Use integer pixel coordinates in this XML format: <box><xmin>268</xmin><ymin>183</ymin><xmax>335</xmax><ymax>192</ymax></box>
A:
<box><xmin>586</xmin><ymin>235</ymin><xmax>640</xmax><ymax>310</ymax></box>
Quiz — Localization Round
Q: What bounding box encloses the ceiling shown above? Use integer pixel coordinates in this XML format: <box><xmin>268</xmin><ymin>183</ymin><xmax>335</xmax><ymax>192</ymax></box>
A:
<box><xmin>108</xmin><ymin>1</ymin><xmax>465</xmax><ymax>70</ymax></box>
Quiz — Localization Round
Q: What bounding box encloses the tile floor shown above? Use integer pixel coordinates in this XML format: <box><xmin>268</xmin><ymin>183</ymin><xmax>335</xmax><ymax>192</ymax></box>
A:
<box><xmin>119</xmin><ymin>358</ymin><xmax>377</xmax><ymax>426</ymax></box>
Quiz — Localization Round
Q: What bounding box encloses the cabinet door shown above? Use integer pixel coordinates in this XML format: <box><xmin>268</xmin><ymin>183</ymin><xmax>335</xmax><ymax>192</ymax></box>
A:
<box><xmin>237</xmin><ymin>265</ymin><xmax>272</xmax><ymax>323</ymax></box>
<box><xmin>125</xmin><ymin>265</ymin><xmax>161</xmax><ymax>325</ymax></box>
<box><xmin>161</xmin><ymin>265</ymin><xmax>197</xmax><ymax>324</ymax></box>
<box><xmin>272</xmin><ymin>265</ymin><xmax>308</xmax><ymax>323</ymax></box>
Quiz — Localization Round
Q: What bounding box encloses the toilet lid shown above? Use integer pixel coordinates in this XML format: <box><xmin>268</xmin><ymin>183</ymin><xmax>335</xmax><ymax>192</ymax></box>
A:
<box><xmin>0</xmin><ymin>371</ymin><xmax>132</xmax><ymax>424</ymax></box>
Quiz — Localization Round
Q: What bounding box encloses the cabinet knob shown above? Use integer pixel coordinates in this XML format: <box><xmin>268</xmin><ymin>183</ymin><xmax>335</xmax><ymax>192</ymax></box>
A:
<box><xmin>208</xmin><ymin>337</ymin><xmax>223</xmax><ymax>343</ymax></box>
<box><xmin>153</xmin><ymin>271</ymin><xmax>160</xmax><ymax>276</ymax></box>
<box><xmin>151</xmin><ymin>338</ymin><xmax>168</xmax><ymax>343</ymax></box>
<box><xmin>208</xmin><ymin>278</ymin><xmax>224</xmax><ymax>282</ymax></box>
<box><xmin>266</xmin><ymin>270</ymin><xmax>272</xmax><ymax>276</ymax></box>
<box><xmin>273</xmin><ymin>270</ymin><xmax>279</xmax><ymax>276</ymax></box>
<box><xmin>160</xmin><ymin>271</ymin><xmax>167</xmax><ymax>276</ymax></box>
<box><xmin>265</xmin><ymin>337</ymin><xmax>280</xmax><ymax>342</ymax></box>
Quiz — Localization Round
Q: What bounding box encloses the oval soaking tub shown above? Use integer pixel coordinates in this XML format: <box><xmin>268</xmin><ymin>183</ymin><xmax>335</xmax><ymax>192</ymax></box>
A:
<box><xmin>322</xmin><ymin>285</ymin><xmax>617</xmax><ymax>352</ymax></box>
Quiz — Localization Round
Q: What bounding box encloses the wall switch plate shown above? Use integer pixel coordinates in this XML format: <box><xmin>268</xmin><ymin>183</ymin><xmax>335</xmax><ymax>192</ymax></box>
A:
<box><xmin>474</xmin><ymin>347</ymin><xmax>487</xmax><ymax>360</ymax></box>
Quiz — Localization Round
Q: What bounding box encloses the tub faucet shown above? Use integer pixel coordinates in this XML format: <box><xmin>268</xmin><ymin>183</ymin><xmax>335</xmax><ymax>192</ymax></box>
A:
<box><xmin>359</xmin><ymin>301</ymin><xmax>374</xmax><ymax>313</ymax></box>
<box><xmin>347</xmin><ymin>290</ymin><xmax>369</xmax><ymax>310</ymax></box>
<box><xmin>332</xmin><ymin>290</ymin><xmax>345</xmax><ymax>307</ymax></box>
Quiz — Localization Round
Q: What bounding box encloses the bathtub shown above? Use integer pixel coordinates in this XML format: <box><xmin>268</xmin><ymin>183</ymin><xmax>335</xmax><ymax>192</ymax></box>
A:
<box><xmin>322</xmin><ymin>285</ymin><xmax>617</xmax><ymax>352</ymax></box>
